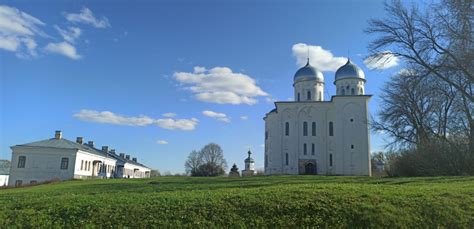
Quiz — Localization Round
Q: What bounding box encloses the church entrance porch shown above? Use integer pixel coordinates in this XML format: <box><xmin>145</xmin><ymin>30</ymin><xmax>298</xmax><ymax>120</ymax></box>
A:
<box><xmin>298</xmin><ymin>159</ymin><xmax>317</xmax><ymax>175</ymax></box>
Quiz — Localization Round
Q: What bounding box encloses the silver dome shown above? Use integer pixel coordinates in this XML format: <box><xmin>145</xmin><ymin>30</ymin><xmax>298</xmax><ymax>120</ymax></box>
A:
<box><xmin>294</xmin><ymin>59</ymin><xmax>324</xmax><ymax>83</ymax></box>
<box><xmin>334</xmin><ymin>59</ymin><xmax>365</xmax><ymax>82</ymax></box>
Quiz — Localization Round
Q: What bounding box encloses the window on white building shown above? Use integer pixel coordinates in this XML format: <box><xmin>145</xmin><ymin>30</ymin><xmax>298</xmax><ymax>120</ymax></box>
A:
<box><xmin>285</xmin><ymin>153</ymin><xmax>289</xmax><ymax>165</ymax></box>
<box><xmin>307</xmin><ymin>91</ymin><xmax>311</xmax><ymax>100</ymax></box>
<box><xmin>81</xmin><ymin>160</ymin><xmax>84</xmax><ymax>170</ymax></box>
<box><xmin>15</xmin><ymin>180</ymin><xmax>22</xmax><ymax>186</ymax></box>
<box><xmin>285</xmin><ymin>122</ymin><xmax>290</xmax><ymax>136</ymax></box>
<box><xmin>297</xmin><ymin>93</ymin><xmax>300</xmax><ymax>101</ymax></box>
<box><xmin>329</xmin><ymin>154</ymin><xmax>333</xmax><ymax>167</ymax></box>
<box><xmin>351</xmin><ymin>88</ymin><xmax>355</xmax><ymax>95</ymax></box>
<box><xmin>17</xmin><ymin>156</ymin><xmax>26</xmax><ymax>168</ymax></box>
<box><xmin>303</xmin><ymin>122</ymin><xmax>308</xmax><ymax>136</ymax></box>
<box><xmin>312</xmin><ymin>143</ymin><xmax>315</xmax><ymax>155</ymax></box>
<box><xmin>60</xmin><ymin>157</ymin><xmax>69</xmax><ymax>170</ymax></box>
<box><xmin>329</xmin><ymin>122</ymin><xmax>334</xmax><ymax>136</ymax></box>
<box><xmin>30</xmin><ymin>180</ymin><xmax>37</xmax><ymax>185</ymax></box>
<box><xmin>312</xmin><ymin>122</ymin><xmax>316</xmax><ymax>136</ymax></box>
<box><xmin>303</xmin><ymin>143</ymin><xmax>307</xmax><ymax>155</ymax></box>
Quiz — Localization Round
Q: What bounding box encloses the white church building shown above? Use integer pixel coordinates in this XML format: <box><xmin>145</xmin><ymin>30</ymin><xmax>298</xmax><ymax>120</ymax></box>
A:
<box><xmin>264</xmin><ymin>58</ymin><xmax>371</xmax><ymax>176</ymax></box>
<box><xmin>8</xmin><ymin>131</ymin><xmax>151</xmax><ymax>186</ymax></box>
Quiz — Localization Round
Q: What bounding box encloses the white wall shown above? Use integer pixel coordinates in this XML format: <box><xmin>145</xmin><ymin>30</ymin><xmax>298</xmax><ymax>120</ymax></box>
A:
<box><xmin>0</xmin><ymin>175</ymin><xmax>9</xmax><ymax>187</ymax></box>
<box><xmin>74</xmin><ymin>151</ymin><xmax>117</xmax><ymax>179</ymax></box>
<box><xmin>9</xmin><ymin>146</ymin><xmax>77</xmax><ymax>186</ymax></box>
<box><xmin>264</xmin><ymin>95</ymin><xmax>371</xmax><ymax>176</ymax></box>
<box><xmin>123</xmin><ymin>162</ymin><xmax>150</xmax><ymax>178</ymax></box>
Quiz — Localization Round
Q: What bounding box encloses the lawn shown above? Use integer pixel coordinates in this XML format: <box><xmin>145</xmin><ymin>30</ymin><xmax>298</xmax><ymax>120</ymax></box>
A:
<box><xmin>0</xmin><ymin>176</ymin><xmax>473</xmax><ymax>227</ymax></box>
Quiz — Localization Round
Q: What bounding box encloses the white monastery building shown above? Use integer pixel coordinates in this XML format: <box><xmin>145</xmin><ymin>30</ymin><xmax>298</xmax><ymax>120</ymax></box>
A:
<box><xmin>264</xmin><ymin>58</ymin><xmax>371</xmax><ymax>176</ymax></box>
<box><xmin>8</xmin><ymin>131</ymin><xmax>151</xmax><ymax>186</ymax></box>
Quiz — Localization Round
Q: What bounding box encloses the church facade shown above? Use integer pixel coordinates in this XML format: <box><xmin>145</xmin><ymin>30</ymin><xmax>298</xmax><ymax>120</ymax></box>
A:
<box><xmin>264</xmin><ymin>58</ymin><xmax>371</xmax><ymax>176</ymax></box>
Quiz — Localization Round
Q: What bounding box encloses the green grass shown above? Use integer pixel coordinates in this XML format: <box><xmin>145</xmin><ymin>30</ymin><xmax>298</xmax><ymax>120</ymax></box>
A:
<box><xmin>0</xmin><ymin>176</ymin><xmax>473</xmax><ymax>228</ymax></box>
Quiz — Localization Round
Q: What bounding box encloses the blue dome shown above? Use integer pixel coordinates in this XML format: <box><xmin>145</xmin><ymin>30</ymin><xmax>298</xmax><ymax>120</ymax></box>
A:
<box><xmin>335</xmin><ymin>59</ymin><xmax>365</xmax><ymax>82</ymax></box>
<box><xmin>294</xmin><ymin>60</ymin><xmax>324</xmax><ymax>83</ymax></box>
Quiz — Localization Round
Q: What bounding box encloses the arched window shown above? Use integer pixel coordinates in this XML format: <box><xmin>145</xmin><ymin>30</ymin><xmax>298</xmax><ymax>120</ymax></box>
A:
<box><xmin>307</xmin><ymin>91</ymin><xmax>311</xmax><ymax>100</ymax></box>
<box><xmin>285</xmin><ymin>122</ymin><xmax>289</xmax><ymax>136</ymax></box>
<box><xmin>303</xmin><ymin>143</ymin><xmax>307</xmax><ymax>155</ymax></box>
<box><xmin>312</xmin><ymin>122</ymin><xmax>316</xmax><ymax>136</ymax></box>
<box><xmin>329</xmin><ymin>121</ymin><xmax>334</xmax><ymax>136</ymax></box>
<box><xmin>297</xmin><ymin>93</ymin><xmax>300</xmax><ymax>101</ymax></box>
<box><xmin>311</xmin><ymin>143</ymin><xmax>315</xmax><ymax>155</ymax></box>
<box><xmin>303</xmin><ymin>122</ymin><xmax>308</xmax><ymax>136</ymax></box>
<box><xmin>285</xmin><ymin>153</ymin><xmax>289</xmax><ymax>165</ymax></box>
<box><xmin>329</xmin><ymin>154</ymin><xmax>333</xmax><ymax>167</ymax></box>
<box><xmin>341</xmin><ymin>89</ymin><xmax>345</xmax><ymax>95</ymax></box>
<box><xmin>319</xmin><ymin>92</ymin><xmax>322</xmax><ymax>101</ymax></box>
<box><xmin>351</xmin><ymin>88</ymin><xmax>355</xmax><ymax>95</ymax></box>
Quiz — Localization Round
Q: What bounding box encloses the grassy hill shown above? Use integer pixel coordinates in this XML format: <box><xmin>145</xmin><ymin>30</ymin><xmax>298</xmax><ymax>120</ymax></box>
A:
<box><xmin>0</xmin><ymin>176</ymin><xmax>473</xmax><ymax>227</ymax></box>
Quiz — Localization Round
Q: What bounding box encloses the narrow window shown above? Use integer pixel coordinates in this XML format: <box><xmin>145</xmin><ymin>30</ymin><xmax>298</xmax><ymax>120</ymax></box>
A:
<box><xmin>307</xmin><ymin>91</ymin><xmax>311</xmax><ymax>100</ymax></box>
<box><xmin>297</xmin><ymin>93</ymin><xmax>300</xmax><ymax>101</ymax></box>
<box><xmin>303</xmin><ymin>144</ymin><xmax>307</xmax><ymax>155</ymax></box>
<box><xmin>319</xmin><ymin>92</ymin><xmax>322</xmax><ymax>101</ymax></box>
<box><xmin>17</xmin><ymin>156</ymin><xmax>26</xmax><ymax>168</ymax></box>
<box><xmin>265</xmin><ymin>154</ymin><xmax>268</xmax><ymax>167</ymax></box>
<box><xmin>329</xmin><ymin>122</ymin><xmax>334</xmax><ymax>136</ymax></box>
<box><xmin>303</xmin><ymin>122</ymin><xmax>308</xmax><ymax>136</ymax></box>
<box><xmin>60</xmin><ymin>157</ymin><xmax>68</xmax><ymax>170</ymax></box>
<box><xmin>341</xmin><ymin>89</ymin><xmax>345</xmax><ymax>95</ymax></box>
<box><xmin>265</xmin><ymin>131</ymin><xmax>268</xmax><ymax>140</ymax></box>
<box><xmin>285</xmin><ymin>122</ymin><xmax>289</xmax><ymax>136</ymax></box>
<box><xmin>311</xmin><ymin>143</ymin><xmax>315</xmax><ymax>155</ymax></box>
<box><xmin>312</xmin><ymin>122</ymin><xmax>316</xmax><ymax>136</ymax></box>
<box><xmin>285</xmin><ymin>153</ymin><xmax>289</xmax><ymax>165</ymax></box>
<box><xmin>359</xmin><ymin>88</ymin><xmax>363</xmax><ymax>94</ymax></box>
<box><xmin>351</xmin><ymin>88</ymin><xmax>355</xmax><ymax>95</ymax></box>
<box><xmin>15</xmin><ymin>180</ymin><xmax>22</xmax><ymax>187</ymax></box>
<box><xmin>329</xmin><ymin>154</ymin><xmax>333</xmax><ymax>167</ymax></box>
<box><xmin>81</xmin><ymin>160</ymin><xmax>84</xmax><ymax>170</ymax></box>
<box><xmin>30</xmin><ymin>180</ymin><xmax>37</xmax><ymax>185</ymax></box>
<box><xmin>351</xmin><ymin>144</ymin><xmax>354</xmax><ymax>149</ymax></box>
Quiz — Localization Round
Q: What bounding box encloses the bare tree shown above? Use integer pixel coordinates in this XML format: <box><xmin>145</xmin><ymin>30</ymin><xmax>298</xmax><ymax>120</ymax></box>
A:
<box><xmin>200</xmin><ymin>143</ymin><xmax>227</xmax><ymax>171</ymax></box>
<box><xmin>184</xmin><ymin>150</ymin><xmax>202</xmax><ymax>175</ymax></box>
<box><xmin>366</xmin><ymin>0</ymin><xmax>473</xmax><ymax>151</ymax></box>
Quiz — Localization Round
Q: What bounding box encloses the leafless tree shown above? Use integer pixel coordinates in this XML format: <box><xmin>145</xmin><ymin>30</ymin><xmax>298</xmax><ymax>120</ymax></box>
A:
<box><xmin>184</xmin><ymin>150</ymin><xmax>202</xmax><ymax>175</ymax></box>
<box><xmin>366</xmin><ymin>0</ymin><xmax>473</xmax><ymax>151</ymax></box>
<box><xmin>200</xmin><ymin>143</ymin><xmax>227</xmax><ymax>171</ymax></box>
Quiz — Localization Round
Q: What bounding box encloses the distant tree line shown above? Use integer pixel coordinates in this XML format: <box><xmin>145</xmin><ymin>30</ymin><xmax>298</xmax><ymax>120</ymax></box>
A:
<box><xmin>184</xmin><ymin>143</ymin><xmax>228</xmax><ymax>177</ymax></box>
<box><xmin>367</xmin><ymin>0</ymin><xmax>473</xmax><ymax>176</ymax></box>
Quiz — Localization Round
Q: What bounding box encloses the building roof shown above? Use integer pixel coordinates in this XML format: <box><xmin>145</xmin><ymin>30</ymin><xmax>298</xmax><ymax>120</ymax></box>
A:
<box><xmin>16</xmin><ymin>138</ymin><xmax>109</xmax><ymax>157</ymax></box>
<box><xmin>334</xmin><ymin>58</ymin><xmax>365</xmax><ymax>83</ymax></box>
<box><xmin>294</xmin><ymin>59</ymin><xmax>324</xmax><ymax>83</ymax></box>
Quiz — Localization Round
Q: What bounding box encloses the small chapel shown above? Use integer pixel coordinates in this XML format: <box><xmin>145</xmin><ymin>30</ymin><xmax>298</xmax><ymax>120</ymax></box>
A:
<box><xmin>263</xmin><ymin>58</ymin><xmax>371</xmax><ymax>176</ymax></box>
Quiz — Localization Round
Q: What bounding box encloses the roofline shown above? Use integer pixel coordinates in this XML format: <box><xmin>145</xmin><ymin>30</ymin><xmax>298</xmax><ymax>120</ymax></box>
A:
<box><xmin>333</xmin><ymin>77</ymin><xmax>366</xmax><ymax>84</ymax></box>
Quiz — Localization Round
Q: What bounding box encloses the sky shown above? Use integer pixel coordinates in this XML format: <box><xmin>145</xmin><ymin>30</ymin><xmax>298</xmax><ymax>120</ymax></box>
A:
<box><xmin>0</xmin><ymin>0</ymin><xmax>408</xmax><ymax>173</ymax></box>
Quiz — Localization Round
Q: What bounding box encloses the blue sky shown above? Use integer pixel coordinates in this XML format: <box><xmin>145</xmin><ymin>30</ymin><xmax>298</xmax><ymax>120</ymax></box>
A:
<box><xmin>1</xmin><ymin>0</ymin><xmax>406</xmax><ymax>173</ymax></box>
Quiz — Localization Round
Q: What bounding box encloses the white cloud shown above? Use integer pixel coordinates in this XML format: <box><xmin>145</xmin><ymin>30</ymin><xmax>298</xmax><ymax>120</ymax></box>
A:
<box><xmin>54</xmin><ymin>25</ymin><xmax>81</xmax><ymax>43</ymax></box>
<box><xmin>174</xmin><ymin>66</ymin><xmax>268</xmax><ymax>105</ymax></box>
<box><xmin>0</xmin><ymin>5</ymin><xmax>45</xmax><ymax>57</ymax></box>
<box><xmin>162</xmin><ymin>113</ymin><xmax>177</xmax><ymax>117</ymax></box>
<box><xmin>364</xmin><ymin>51</ymin><xmax>399</xmax><ymax>70</ymax></box>
<box><xmin>73</xmin><ymin>109</ymin><xmax>199</xmax><ymax>131</ymax></box>
<box><xmin>292</xmin><ymin>43</ymin><xmax>347</xmax><ymax>72</ymax></box>
<box><xmin>202</xmin><ymin>110</ymin><xmax>230</xmax><ymax>123</ymax></box>
<box><xmin>240</xmin><ymin>116</ymin><xmax>248</xmax><ymax>120</ymax></box>
<box><xmin>64</xmin><ymin>7</ymin><xmax>110</xmax><ymax>28</ymax></box>
<box><xmin>156</xmin><ymin>140</ymin><xmax>168</xmax><ymax>145</ymax></box>
<box><xmin>44</xmin><ymin>42</ymin><xmax>81</xmax><ymax>59</ymax></box>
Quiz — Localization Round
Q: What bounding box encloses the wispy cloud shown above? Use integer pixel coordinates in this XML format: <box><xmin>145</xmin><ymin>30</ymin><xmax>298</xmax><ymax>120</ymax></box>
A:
<box><xmin>240</xmin><ymin>116</ymin><xmax>248</xmax><ymax>120</ymax></box>
<box><xmin>292</xmin><ymin>43</ymin><xmax>347</xmax><ymax>72</ymax></box>
<box><xmin>174</xmin><ymin>66</ymin><xmax>268</xmax><ymax>105</ymax></box>
<box><xmin>54</xmin><ymin>25</ymin><xmax>81</xmax><ymax>43</ymax></box>
<box><xmin>364</xmin><ymin>51</ymin><xmax>399</xmax><ymax>70</ymax></box>
<box><xmin>162</xmin><ymin>113</ymin><xmax>177</xmax><ymax>117</ymax></box>
<box><xmin>156</xmin><ymin>140</ymin><xmax>168</xmax><ymax>145</ymax></box>
<box><xmin>73</xmin><ymin>109</ymin><xmax>199</xmax><ymax>131</ymax></box>
<box><xmin>64</xmin><ymin>7</ymin><xmax>110</xmax><ymax>28</ymax></box>
<box><xmin>202</xmin><ymin>110</ymin><xmax>230</xmax><ymax>123</ymax></box>
<box><xmin>0</xmin><ymin>5</ymin><xmax>45</xmax><ymax>57</ymax></box>
<box><xmin>44</xmin><ymin>42</ymin><xmax>81</xmax><ymax>59</ymax></box>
